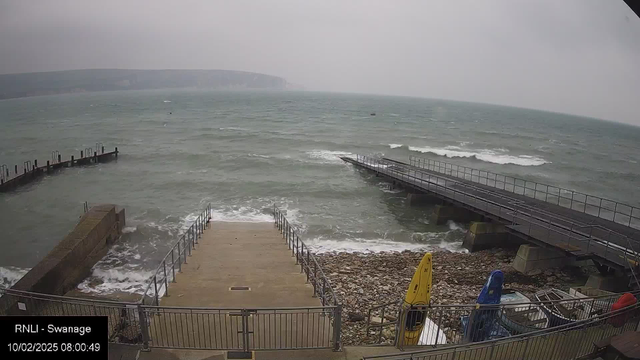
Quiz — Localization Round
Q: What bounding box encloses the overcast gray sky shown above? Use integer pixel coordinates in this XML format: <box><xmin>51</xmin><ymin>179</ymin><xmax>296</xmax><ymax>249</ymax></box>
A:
<box><xmin>1</xmin><ymin>0</ymin><xmax>639</xmax><ymax>124</ymax></box>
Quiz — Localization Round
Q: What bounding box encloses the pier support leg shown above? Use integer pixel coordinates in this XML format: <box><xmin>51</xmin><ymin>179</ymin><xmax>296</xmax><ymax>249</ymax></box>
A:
<box><xmin>512</xmin><ymin>244</ymin><xmax>574</xmax><ymax>275</ymax></box>
<box><xmin>406</xmin><ymin>193</ymin><xmax>441</xmax><ymax>207</ymax></box>
<box><xmin>462</xmin><ymin>222</ymin><xmax>512</xmax><ymax>252</ymax></box>
<box><xmin>430</xmin><ymin>205</ymin><xmax>481</xmax><ymax>225</ymax></box>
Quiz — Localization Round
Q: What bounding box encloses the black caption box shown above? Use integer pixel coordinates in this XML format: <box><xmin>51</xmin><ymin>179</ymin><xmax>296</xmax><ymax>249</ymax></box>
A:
<box><xmin>0</xmin><ymin>316</ymin><xmax>108</xmax><ymax>359</ymax></box>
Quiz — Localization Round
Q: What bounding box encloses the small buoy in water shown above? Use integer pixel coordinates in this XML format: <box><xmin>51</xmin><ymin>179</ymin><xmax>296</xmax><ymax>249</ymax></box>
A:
<box><xmin>169</xmin><ymin>112</ymin><xmax>172</xmax><ymax>114</ymax></box>
<box><xmin>163</xmin><ymin>123</ymin><xmax>167</xmax><ymax>127</ymax></box>
<box><xmin>370</xmin><ymin>113</ymin><xmax>376</xmax><ymax>116</ymax></box>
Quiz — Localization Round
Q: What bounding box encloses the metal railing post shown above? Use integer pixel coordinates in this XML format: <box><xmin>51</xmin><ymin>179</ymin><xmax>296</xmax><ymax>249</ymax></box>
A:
<box><xmin>333</xmin><ymin>305</ymin><xmax>342</xmax><ymax>351</ymax></box>
<box><xmin>137</xmin><ymin>305</ymin><xmax>151</xmax><ymax>351</ymax></box>
<box><xmin>177</xmin><ymin>242</ymin><xmax>182</xmax><ymax>272</ymax></box>
<box><xmin>153</xmin><ymin>276</ymin><xmax>159</xmax><ymax>306</ymax></box>
<box><xmin>307</xmin><ymin>250</ymin><xmax>311</xmax><ymax>281</ymax></box>
<box><xmin>171</xmin><ymin>250</ymin><xmax>176</xmax><ymax>282</ymax></box>
<box><xmin>313</xmin><ymin>261</ymin><xmax>318</xmax><ymax>297</ymax></box>
<box><xmin>163</xmin><ymin>260</ymin><xmax>169</xmax><ymax>297</ymax></box>
<box><xmin>184</xmin><ymin>237</ymin><xmax>188</xmax><ymax>263</ymax></box>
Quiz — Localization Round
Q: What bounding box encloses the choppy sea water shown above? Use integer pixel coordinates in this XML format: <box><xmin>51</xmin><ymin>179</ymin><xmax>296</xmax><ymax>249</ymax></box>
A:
<box><xmin>1</xmin><ymin>89</ymin><xmax>639</xmax><ymax>294</ymax></box>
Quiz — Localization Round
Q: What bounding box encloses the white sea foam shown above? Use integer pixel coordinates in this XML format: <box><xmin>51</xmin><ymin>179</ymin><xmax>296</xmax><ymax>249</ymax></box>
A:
<box><xmin>0</xmin><ymin>266</ymin><xmax>29</xmax><ymax>288</ymax></box>
<box><xmin>389</xmin><ymin>144</ymin><xmax>403</xmax><ymax>149</ymax></box>
<box><xmin>408</xmin><ymin>146</ymin><xmax>548</xmax><ymax>166</ymax></box>
<box><xmin>122</xmin><ymin>226</ymin><xmax>137</xmax><ymax>234</ymax></box>
<box><xmin>77</xmin><ymin>268</ymin><xmax>154</xmax><ymax>295</ymax></box>
<box><xmin>163</xmin><ymin>100</ymin><xmax>171</xmax><ymax>103</ymax></box>
<box><xmin>307</xmin><ymin>238</ymin><xmax>432</xmax><ymax>254</ymax></box>
<box><xmin>447</xmin><ymin>221</ymin><xmax>464</xmax><ymax>231</ymax></box>
<box><xmin>305</xmin><ymin>150</ymin><xmax>356</xmax><ymax>164</ymax></box>
<box><xmin>307</xmin><ymin>236</ymin><xmax>468</xmax><ymax>254</ymax></box>
<box><xmin>389</xmin><ymin>113</ymin><xmax>400</xmax><ymax>117</ymax></box>
<box><xmin>248</xmin><ymin>153</ymin><xmax>272</xmax><ymax>159</ymax></box>
<box><xmin>209</xmin><ymin>206</ymin><xmax>273</xmax><ymax>222</ymax></box>
<box><xmin>436</xmin><ymin>240</ymin><xmax>468</xmax><ymax>253</ymax></box>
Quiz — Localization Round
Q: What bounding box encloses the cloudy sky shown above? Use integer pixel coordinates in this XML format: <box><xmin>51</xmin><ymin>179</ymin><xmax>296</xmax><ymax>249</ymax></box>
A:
<box><xmin>1</xmin><ymin>0</ymin><xmax>639</xmax><ymax>124</ymax></box>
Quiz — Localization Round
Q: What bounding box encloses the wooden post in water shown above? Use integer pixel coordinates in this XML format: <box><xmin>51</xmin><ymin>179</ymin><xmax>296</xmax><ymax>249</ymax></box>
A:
<box><xmin>71</xmin><ymin>156</ymin><xmax>74</xmax><ymax>166</ymax></box>
<box><xmin>34</xmin><ymin>159</ymin><xmax>37</xmax><ymax>168</ymax></box>
<box><xmin>14</xmin><ymin>165</ymin><xmax>17</xmax><ymax>175</ymax></box>
<box><xmin>46</xmin><ymin>161</ymin><xmax>50</xmax><ymax>173</ymax></box>
<box><xmin>102</xmin><ymin>146</ymin><xmax>105</xmax><ymax>154</ymax></box>
<box><xmin>58</xmin><ymin>154</ymin><xmax>61</xmax><ymax>163</ymax></box>
<box><xmin>80</xmin><ymin>151</ymin><xmax>83</xmax><ymax>158</ymax></box>
<box><xmin>94</xmin><ymin>152</ymin><xmax>97</xmax><ymax>163</ymax></box>
<box><xmin>115</xmin><ymin>147</ymin><xmax>118</xmax><ymax>158</ymax></box>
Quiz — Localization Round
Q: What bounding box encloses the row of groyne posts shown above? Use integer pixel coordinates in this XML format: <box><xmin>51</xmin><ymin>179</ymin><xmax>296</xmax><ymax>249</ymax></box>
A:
<box><xmin>0</xmin><ymin>143</ymin><xmax>118</xmax><ymax>192</ymax></box>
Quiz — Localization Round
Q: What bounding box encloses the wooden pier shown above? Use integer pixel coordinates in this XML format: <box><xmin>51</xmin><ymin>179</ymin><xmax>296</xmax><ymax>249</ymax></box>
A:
<box><xmin>0</xmin><ymin>145</ymin><xmax>118</xmax><ymax>192</ymax></box>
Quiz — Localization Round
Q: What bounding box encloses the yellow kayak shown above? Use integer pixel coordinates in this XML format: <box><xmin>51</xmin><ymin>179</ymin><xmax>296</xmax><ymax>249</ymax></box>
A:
<box><xmin>402</xmin><ymin>252</ymin><xmax>433</xmax><ymax>346</ymax></box>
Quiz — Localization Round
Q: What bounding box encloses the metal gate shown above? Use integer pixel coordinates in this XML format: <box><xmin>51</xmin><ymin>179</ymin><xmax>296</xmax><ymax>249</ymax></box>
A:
<box><xmin>142</xmin><ymin>305</ymin><xmax>341</xmax><ymax>351</ymax></box>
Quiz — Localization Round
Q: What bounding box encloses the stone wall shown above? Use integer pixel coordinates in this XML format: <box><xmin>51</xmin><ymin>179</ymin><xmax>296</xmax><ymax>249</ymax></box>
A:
<box><xmin>2</xmin><ymin>204</ymin><xmax>125</xmax><ymax>314</ymax></box>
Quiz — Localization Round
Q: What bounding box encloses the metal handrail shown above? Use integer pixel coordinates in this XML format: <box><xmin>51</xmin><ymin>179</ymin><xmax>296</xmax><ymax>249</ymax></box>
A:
<box><xmin>364</xmin><ymin>301</ymin><xmax>640</xmax><ymax>359</ymax></box>
<box><xmin>0</xmin><ymin>287</ymin><xmax>139</xmax><ymax>306</ymax></box>
<box><xmin>408</xmin><ymin>155</ymin><xmax>640</xmax><ymax>229</ymax></box>
<box><xmin>139</xmin><ymin>203</ymin><xmax>212</xmax><ymax>305</ymax></box>
<box><xmin>355</xmin><ymin>155</ymin><xmax>638</xmax><ymax>269</ymax></box>
<box><xmin>366</xmin><ymin>288</ymin><xmax>639</xmax><ymax>345</ymax></box>
<box><xmin>272</xmin><ymin>205</ymin><xmax>340</xmax><ymax>307</ymax></box>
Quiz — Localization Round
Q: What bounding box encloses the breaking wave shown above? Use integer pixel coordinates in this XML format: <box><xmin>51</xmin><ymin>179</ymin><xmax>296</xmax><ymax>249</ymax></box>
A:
<box><xmin>408</xmin><ymin>145</ymin><xmax>548</xmax><ymax>166</ymax></box>
<box><xmin>0</xmin><ymin>266</ymin><xmax>29</xmax><ymax>289</ymax></box>
<box><xmin>305</xmin><ymin>150</ymin><xmax>356</xmax><ymax>164</ymax></box>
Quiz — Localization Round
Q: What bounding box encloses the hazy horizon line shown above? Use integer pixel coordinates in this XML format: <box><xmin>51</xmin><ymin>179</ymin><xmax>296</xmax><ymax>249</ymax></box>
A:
<box><xmin>1</xmin><ymin>67</ymin><xmax>636</xmax><ymax>128</ymax></box>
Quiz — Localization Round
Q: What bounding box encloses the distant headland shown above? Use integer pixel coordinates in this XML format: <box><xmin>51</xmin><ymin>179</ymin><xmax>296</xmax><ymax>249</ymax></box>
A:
<box><xmin>0</xmin><ymin>69</ymin><xmax>304</xmax><ymax>100</ymax></box>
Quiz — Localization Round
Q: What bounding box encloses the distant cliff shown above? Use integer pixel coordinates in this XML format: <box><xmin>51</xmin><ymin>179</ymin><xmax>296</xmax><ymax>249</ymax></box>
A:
<box><xmin>0</xmin><ymin>69</ymin><xmax>300</xmax><ymax>100</ymax></box>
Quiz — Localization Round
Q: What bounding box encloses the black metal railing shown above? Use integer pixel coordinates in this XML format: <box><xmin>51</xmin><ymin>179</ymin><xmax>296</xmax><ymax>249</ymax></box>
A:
<box><xmin>140</xmin><ymin>203</ymin><xmax>212</xmax><ymax>306</ymax></box>
<box><xmin>272</xmin><ymin>205</ymin><xmax>340</xmax><ymax>308</ymax></box>
<box><xmin>367</xmin><ymin>289</ymin><xmax>638</xmax><ymax>349</ymax></box>
<box><xmin>272</xmin><ymin>205</ymin><xmax>342</xmax><ymax>351</ymax></box>
<box><xmin>0</xmin><ymin>288</ymin><xmax>146</xmax><ymax>345</ymax></box>
<box><xmin>408</xmin><ymin>155</ymin><xmax>640</xmax><ymax>230</ymax></box>
<box><xmin>363</xmin><ymin>300</ymin><xmax>640</xmax><ymax>360</ymax></box>
<box><xmin>352</xmin><ymin>155</ymin><xmax>638</xmax><ymax>270</ymax></box>
<box><xmin>141</xmin><ymin>305</ymin><xmax>339</xmax><ymax>351</ymax></box>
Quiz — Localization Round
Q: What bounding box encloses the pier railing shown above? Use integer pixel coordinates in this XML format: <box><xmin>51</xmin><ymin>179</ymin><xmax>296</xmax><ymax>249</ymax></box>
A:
<box><xmin>140</xmin><ymin>203</ymin><xmax>212</xmax><ymax>306</ymax></box>
<box><xmin>353</xmin><ymin>155</ymin><xmax>639</xmax><ymax>270</ymax></box>
<box><xmin>363</xmin><ymin>300</ymin><xmax>640</xmax><ymax>360</ymax></box>
<box><xmin>408</xmin><ymin>155</ymin><xmax>640</xmax><ymax>230</ymax></box>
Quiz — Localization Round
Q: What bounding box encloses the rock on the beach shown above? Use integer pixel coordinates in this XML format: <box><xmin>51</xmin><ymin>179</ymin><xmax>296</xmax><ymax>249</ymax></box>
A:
<box><xmin>316</xmin><ymin>247</ymin><xmax>592</xmax><ymax>346</ymax></box>
<box><xmin>348</xmin><ymin>312</ymin><xmax>365</xmax><ymax>322</ymax></box>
